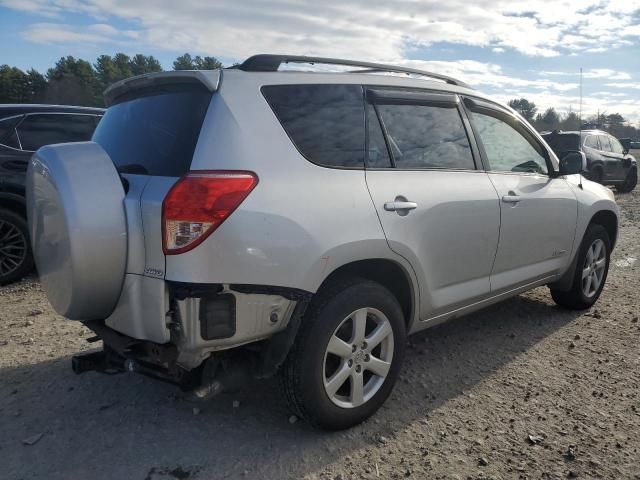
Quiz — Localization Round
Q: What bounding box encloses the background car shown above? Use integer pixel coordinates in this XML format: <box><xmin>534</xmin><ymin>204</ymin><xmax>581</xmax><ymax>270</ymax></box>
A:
<box><xmin>542</xmin><ymin>129</ymin><xmax>637</xmax><ymax>192</ymax></box>
<box><xmin>0</xmin><ymin>104</ymin><xmax>104</xmax><ymax>284</ymax></box>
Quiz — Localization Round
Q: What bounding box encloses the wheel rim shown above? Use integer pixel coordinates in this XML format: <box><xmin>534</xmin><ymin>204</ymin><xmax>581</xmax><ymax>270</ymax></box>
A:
<box><xmin>322</xmin><ymin>307</ymin><xmax>394</xmax><ymax>409</ymax></box>
<box><xmin>582</xmin><ymin>238</ymin><xmax>606</xmax><ymax>298</ymax></box>
<box><xmin>0</xmin><ymin>219</ymin><xmax>27</xmax><ymax>277</ymax></box>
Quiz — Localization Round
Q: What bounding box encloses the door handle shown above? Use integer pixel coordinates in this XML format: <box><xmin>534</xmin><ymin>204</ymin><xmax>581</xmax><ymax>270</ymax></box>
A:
<box><xmin>501</xmin><ymin>193</ymin><xmax>521</xmax><ymax>203</ymax></box>
<box><xmin>384</xmin><ymin>201</ymin><xmax>417</xmax><ymax>211</ymax></box>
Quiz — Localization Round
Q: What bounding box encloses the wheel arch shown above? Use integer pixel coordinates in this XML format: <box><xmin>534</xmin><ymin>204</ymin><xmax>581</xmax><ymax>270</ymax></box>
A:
<box><xmin>590</xmin><ymin>209</ymin><xmax>617</xmax><ymax>249</ymax></box>
<box><xmin>0</xmin><ymin>192</ymin><xmax>26</xmax><ymax>217</ymax></box>
<box><xmin>315</xmin><ymin>258</ymin><xmax>417</xmax><ymax>330</ymax></box>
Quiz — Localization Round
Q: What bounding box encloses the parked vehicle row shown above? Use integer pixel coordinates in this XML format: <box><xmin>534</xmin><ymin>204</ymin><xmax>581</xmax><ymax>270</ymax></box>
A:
<box><xmin>24</xmin><ymin>55</ymin><xmax>619</xmax><ymax>430</ymax></box>
<box><xmin>0</xmin><ymin>105</ymin><xmax>104</xmax><ymax>284</ymax></box>
<box><xmin>542</xmin><ymin>129</ymin><xmax>637</xmax><ymax>192</ymax></box>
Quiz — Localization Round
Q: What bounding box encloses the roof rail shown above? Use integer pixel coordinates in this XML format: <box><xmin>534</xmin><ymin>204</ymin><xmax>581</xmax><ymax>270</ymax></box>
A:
<box><xmin>236</xmin><ymin>54</ymin><xmax>471</xmax><ymax>89</ymax></box>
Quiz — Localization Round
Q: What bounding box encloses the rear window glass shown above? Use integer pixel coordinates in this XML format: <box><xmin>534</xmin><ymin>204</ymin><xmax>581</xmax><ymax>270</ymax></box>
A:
<box><xmin>93</xmin><ymin>89</ymin><xmax>211</xmax><ymax>176</ymax></box>
<box><xmin>542</xmin><ymin>133</ymin><xmax>580</xmax><ymax>155</ymax></box>
<box><xmin>262</xmin><ymin>84</ymin><xmax>365</xmax><ymax>168</ymax></box>
<box><xmin>17</xmin><ymin>114</ymin><xmax>97</xmax><ymax>151</ymax></box>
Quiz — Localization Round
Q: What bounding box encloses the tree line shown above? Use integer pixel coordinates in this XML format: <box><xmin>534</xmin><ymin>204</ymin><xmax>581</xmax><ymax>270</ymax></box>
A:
<box><xmin>1</xmin><ymin>54</ymin><xmax>637</xmax><ymax>140</ymax></box>
<box><xmin>0</xmin><ymin>53</ymin><xmax>223</xmax><ymax>107</ymax></box>
<box><xmin>508</xmin><ymin>98</ymin><xmax>639</xmax><ymax>140</ymax></box>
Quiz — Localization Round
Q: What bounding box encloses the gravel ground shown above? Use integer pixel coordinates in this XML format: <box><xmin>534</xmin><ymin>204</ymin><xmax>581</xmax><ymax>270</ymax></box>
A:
<box><xmin>1</xmin><ymin>188</ymin><xmax>638</xmax><ymax>480</ymax></box>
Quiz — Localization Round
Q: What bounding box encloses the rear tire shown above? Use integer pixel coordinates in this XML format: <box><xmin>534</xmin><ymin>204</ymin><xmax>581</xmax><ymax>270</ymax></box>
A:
<box><xmin>617</xmin><ymin>167</ymin><xmax>637</xmax><ymax>193</ymax></box>
<box><xmin>0</xmin><ymin>208</ymin><xmax>34</xmax><ymax>285</ymax></box>
<box><xmin>550</xmin><ymin>224</ymin><xmax>610</xmax><ymax>310</ymax></box>
<box><xmin>281</xmin><ymin>277</ymin><xmax>406</xmax><ymax>430</ymax></box>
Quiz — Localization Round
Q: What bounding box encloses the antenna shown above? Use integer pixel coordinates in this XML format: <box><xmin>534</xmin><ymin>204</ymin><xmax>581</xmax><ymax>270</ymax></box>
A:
<box><xmin>578</xmin><ymin>67</ymin><xmax>583</xmax><ymax>189</ymax></box>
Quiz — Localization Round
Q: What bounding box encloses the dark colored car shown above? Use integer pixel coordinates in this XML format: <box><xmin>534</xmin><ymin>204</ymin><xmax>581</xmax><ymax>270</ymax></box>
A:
<box><xmin>542</xmin><ymin>130</ymin><xmax>637</xmax><ymax>192</ymax></box>
<box><xmin>0</xmin><ymin>104</ymin><xmax>104</xmax><ymax>284</ymax></box>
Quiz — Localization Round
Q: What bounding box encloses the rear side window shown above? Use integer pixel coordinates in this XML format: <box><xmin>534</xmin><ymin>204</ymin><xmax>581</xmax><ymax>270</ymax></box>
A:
<box><xmin>94</xmin><ymin>89</ymin><xmax>212</xmax><ymax>176</ymax></box>
<box><xmin>262</xmin><ymin>84</ymin><xmax>365</xmax><ymax>168</ymax></box>
<box><xmin>17</xmin><ymin>114</ymin><xmax>97</xmax><ymax>151</ymax></box>
<box><xmin>374</xmin><ymin>103</ymin><xmax>474</xmax><ymax>169</ymax></box>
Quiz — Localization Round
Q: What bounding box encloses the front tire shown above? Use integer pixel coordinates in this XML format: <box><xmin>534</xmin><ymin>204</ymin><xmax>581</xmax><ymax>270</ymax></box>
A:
<box><xmin>0</xmin><ymin>208</ymin><xmax>34</xmax><ymax>285</ymax></box>
<box><xmin>281</xmin><ymin>277</ymin><xmax>406</xmax><ymax>430</ymax></box>
<box><xmin>550</xmin><ymin>224</ymin><xmax>610</xmax><ymax>310</ymax></box>
<box><xmin>617</xmin><ymin>167</ymin><xmax>637</xmax><ymax>193</ymax></box>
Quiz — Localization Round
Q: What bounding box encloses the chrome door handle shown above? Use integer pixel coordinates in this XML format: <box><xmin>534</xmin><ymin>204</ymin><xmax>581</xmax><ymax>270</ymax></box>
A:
<box><xmin>384</xmin><ymin>201</ymin><xmax>418</xmax><ymax>211</ymax></box>
<box><xmin>502</xmin><ymin>194</ymin><xmax>521</xmax><ymax>203</ymax></box>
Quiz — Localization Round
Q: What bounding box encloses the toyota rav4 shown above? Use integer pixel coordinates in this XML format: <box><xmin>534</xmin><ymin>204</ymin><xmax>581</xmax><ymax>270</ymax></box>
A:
<box><xmin>26</xmin><ymin>55</ymin><xmax>618</xmax><ymax>430</ymax></box>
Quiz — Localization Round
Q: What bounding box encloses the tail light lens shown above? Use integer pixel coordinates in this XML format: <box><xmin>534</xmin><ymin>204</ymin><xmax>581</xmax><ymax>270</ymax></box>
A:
<box><xmin>162</xmin><ymin>171</ymin><xmax>258</xmax><ymax>255</ymax></box>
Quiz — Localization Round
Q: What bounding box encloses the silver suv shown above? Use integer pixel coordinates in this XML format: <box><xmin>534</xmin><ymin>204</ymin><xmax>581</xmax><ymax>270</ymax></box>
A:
<box><xmin>26</xmin><ymin>55</ymin><xmax>618</xmax><ymax>430</ymax></box>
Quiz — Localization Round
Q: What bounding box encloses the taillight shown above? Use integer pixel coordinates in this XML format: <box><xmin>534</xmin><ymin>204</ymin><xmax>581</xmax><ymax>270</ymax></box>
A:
<box><xmin>162</xmin><ymin>171</ymin><xmax>258</xmax><ymax>255</ymax></box>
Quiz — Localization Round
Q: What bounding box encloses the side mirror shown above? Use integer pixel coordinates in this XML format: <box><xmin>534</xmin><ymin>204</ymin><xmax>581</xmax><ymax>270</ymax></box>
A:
<box><xmin>620</xmin><ymin>138</ymin><xmax>631</xmax><ymax>155</ymax></box>
<box><xmin>558</xmin><ymin>150</ymin><xmax>587</xmax><ymax>176</ymax></box>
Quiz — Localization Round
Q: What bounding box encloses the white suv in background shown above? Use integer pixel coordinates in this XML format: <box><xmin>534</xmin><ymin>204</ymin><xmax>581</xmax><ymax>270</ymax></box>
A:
<box><xmin>27</xmin><ymin>55</ymin><xmax>618</xmax><ymax>430</ymax></box>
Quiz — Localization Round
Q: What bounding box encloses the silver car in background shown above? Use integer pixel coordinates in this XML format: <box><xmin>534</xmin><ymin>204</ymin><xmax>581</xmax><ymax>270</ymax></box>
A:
<box><xmin>26</xmin><ymin>55</ymin><xmax>618</xmax><ymax>430</ymax></box>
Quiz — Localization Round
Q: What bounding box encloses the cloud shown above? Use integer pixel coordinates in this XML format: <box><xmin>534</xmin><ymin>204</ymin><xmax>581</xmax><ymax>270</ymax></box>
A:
<box><xmin>2</xmin><ymin>0</ymin><xmax>639</xmax><ymax>59</ymax></box>
<box><xmin>22</xmin><ymin>22</ymin><xmax>139</xmax><ymax>45</ymax></box>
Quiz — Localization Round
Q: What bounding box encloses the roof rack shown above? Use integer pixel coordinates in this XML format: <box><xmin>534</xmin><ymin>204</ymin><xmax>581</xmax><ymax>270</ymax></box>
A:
<box><xmin>235</xmin><ymin>54</ymin><xmax>471</xmax><ymax>89</ymax></box>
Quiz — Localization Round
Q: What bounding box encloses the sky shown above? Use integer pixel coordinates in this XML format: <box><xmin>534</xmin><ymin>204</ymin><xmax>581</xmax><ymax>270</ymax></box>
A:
<box><xmin>0</xmin><ymin>0</ymin><xmax>639</xmax><ymax>124</ymax></box>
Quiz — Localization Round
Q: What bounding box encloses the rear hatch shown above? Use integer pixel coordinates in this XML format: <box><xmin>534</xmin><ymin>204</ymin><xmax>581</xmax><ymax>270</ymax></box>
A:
<box><xmin>27</xmin><ymin>71</ymin><xmax>218</xmax><ymax>323</ymax></box>
<box><xmin>95</xmin><ymin>71</ymin><xmax>218</xmax><ymax>279</ymax></box>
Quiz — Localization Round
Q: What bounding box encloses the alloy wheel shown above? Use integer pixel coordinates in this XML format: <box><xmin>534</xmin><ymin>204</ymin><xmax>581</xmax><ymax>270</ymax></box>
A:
<box><xmin>582</xmin><ymin>238</ymin><xmax>606</xmax><ymax>298</ymax></box>
<box><xmin>322</xmin><ymin>307</ymin><xmax>394</xmax><ymax>409</ymax></box>
<box><xmin>0</xmin><ymin>219</ymin><xmax>27</xmax><ymax>278</ymax></box>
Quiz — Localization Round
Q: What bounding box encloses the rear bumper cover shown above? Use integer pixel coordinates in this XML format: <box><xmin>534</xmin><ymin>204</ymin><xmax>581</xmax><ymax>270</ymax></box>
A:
<box><xmin>105</xmin><ymin>274</ymin><xmax>310</xmax><ymax>369</ymax></box>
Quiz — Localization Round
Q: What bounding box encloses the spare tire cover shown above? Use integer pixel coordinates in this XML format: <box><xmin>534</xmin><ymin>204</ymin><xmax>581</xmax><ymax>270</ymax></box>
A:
<box><xmin>26</xmin><ymin>142</ymin><xmax>127</xmax><ymax>320</ymax></box>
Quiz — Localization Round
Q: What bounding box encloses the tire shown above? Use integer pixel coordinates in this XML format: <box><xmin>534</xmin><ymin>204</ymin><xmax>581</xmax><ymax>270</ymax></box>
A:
<box><xmin>590</xmin><ymin>167</ymin><xmax>604</xmax><ymax>184</ymax></box>
<box><xmin>550</xmin><ymin>224</ymin><xmax>610</xmax><ymax>310</ymax></box>
<box><xmin>281</xmin><ymin>277</ymin><xmax>406</xmax><ymax>430</ymax></box>
<box><xmin>0</xmin><ymin>208</ymin><xmax>34</xmax><ymax>285</ymax></box>
<box><xmin>617</xmin><ymin>167</ymin><xmax>637</xmax><ymax>193</ymax></box>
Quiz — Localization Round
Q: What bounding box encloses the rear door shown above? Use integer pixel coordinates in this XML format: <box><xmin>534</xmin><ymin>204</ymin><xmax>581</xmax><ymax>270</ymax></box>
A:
<box><xmin>463</xmin><ymin>98</ymin><xmax>577</xmax><ymax>292</ymax></box>
<box><xmin>364</xmin><ymin>89</ymin><xmax>501</xmax><ymax>320</ymax></box>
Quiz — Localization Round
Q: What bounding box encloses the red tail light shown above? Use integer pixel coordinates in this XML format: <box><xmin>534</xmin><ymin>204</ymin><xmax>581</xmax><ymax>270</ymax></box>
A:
<box><xmin>162</xmin><ymin>171</ymin><xmax>258</xmax><ymax>255</ymax></box>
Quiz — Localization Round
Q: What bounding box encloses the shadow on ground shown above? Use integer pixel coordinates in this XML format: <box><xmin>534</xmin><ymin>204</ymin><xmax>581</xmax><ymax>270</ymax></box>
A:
<box><xmin>0</xmin><ymin>292</ymin><xmax>582</xmax><ymax>480</ymax></box>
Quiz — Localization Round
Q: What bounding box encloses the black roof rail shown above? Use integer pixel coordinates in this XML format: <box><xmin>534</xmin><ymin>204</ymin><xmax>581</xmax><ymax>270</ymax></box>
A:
<box><xmin>236</xmin><ymin>54</ymin><xmax>471</xmax><ymax>89</ymax></box>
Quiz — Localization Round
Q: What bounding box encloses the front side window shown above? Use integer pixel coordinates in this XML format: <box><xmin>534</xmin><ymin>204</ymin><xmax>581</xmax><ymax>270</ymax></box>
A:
<box><xmin>584</xmin><ymin>135</ymin><xmax>599</xmax><ymax>149</ymax></box>
<box><xmin>366</xmin><ymin>104</ymin><xmax>392</xmax><ymax>168</ymax></box>
<box><xmin>468</xmin><ymin>107</ymin><xmax>548</xmax><ymax>174</ymax></box>
<box><xmin>609</xmin><ymin>136</ymin><xmax>624</xmax><ymax>154</ymax></box>
<box><xmin>18</xmin><ymin>114</ymin><xmax>97</xmax><ymax>151</ymax></box>
<box><xmin>373</xmin><ymin>103</ymin><xmax>474</xmax><ymax>169</ymax></box>
<box><xmin>598</xmin><ymin>135</ymin><xmax>612</xmax><ymax>152</ymax></box>
<box><xmin>262</xmin><ymin>84</ymin><xmax>365</xmax><ymax>168</ymax></box>
<box><xmin>0</xmin><ymin>116</ymin><xmax>21</xmax><ymax>149</ymax></box>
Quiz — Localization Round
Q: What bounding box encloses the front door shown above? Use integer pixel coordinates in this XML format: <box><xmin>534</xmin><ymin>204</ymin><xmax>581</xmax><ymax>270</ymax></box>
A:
<box><xmin>463</xmin><ymin>98</ymin><xmax>578</xmax><ymax>292</ymax></box>
<box><xmin>363</xmin><ymin>89</ymin><xmax>501</xmax><ymax>320</ymax></box>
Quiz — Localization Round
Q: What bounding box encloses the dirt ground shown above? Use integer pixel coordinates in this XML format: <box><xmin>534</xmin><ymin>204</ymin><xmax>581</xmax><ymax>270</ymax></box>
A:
<box><xmin>1</xmin><ymin>188</ymin><xmax>639</xmax><ymax>480</ymax></box>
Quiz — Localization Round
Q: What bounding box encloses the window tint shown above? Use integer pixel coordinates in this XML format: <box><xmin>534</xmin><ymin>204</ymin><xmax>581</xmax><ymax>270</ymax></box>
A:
<box><xmin>584</xmin><ymin>135</ymin><xmax>599</xmax><ymax>149</ymax></box>
<box><xmin>0</xmin><ymin>116</ymin><xmax>21</xmax><ymax>149</ymax></box>
<box><xmin>366</xmin><ymin>104</ymin><xmax>392</xmax><ymax>168</ymax></box>
<box><xmin>18</xmin><ymin>114</ymin><xmax>97</xmax><ymax>151</ymax></box>
<box><xmin>609</xmin><ymin>136</ymin><xmax>624</xmax><ymax>154</ymax></box>
<box><xmin>469</xmin><ymin>109</ymin><xmax>548</xmax><ymax>174</ymax></box>
<box><xmin>93</xmin><ymin>89</ymin><xmax>211</xmax><ymax>176</ymax></box>
<box><xmin>374</xmin><ymin>103</ymin><xmax>474</xmax><ymax>169</ymax></box>
<box><xmin>598</xmin><ymin>135</ymin><xmax>612</xmax><ymax>152</ymax></box>
<box><xmin>262</xmin><ymin>85</ymin><xmax>365</xmax><ymax>168</ymax></box>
